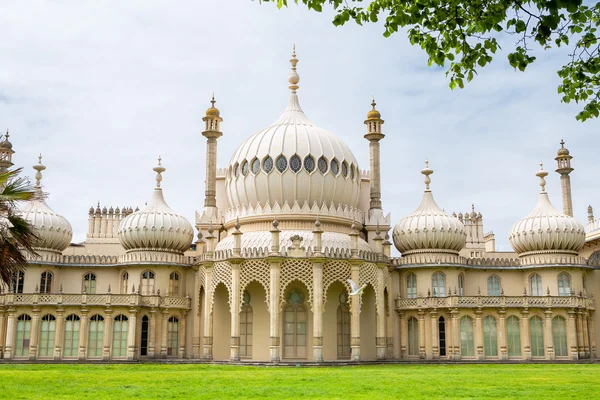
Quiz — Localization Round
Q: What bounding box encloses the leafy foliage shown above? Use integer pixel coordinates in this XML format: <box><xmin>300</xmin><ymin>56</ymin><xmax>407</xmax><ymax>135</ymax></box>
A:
<box><xmin>262</xmin><ymin>0</ymin><xmax>600</xmax><ymax>121</ymax></box>
<box><xmin>0</xmin><ymin>168</ymin><xmax>38</xmax><ymax>286</ymax></box>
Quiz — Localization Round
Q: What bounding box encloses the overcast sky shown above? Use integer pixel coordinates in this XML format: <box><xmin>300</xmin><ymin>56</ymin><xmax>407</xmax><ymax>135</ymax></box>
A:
<box><xmin>1</xmin><ymin>1</ymin><xmax>598</xmax><ymax>253</ymax></box>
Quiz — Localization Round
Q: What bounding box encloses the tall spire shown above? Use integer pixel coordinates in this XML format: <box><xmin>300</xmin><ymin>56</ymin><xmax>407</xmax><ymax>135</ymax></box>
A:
<box><xmin>555</xmin><ymin>139</ymin><xmax>574</xmax><ymax>216</ymax></box>
<box><xmin>202</xmin><ymin>94</ymin><xmax>223</xmax><ymax>211</ymax></box>
<box><xmin>288</xmin><ymin>45</ymin><xmax>300</xmax><ymax>92</ymax></box>
<box><xmin>364</xmin><ymin>96</ymin><xmax>385</xmax><ymax>211</ymax></box>
<box><xmin>153</xmin><ymin>156</ymin><xmax>165</xmax><ymax>188</ymax></box>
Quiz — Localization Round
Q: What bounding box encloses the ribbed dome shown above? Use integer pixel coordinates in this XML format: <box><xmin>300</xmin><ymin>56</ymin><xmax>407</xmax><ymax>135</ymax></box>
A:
<box><xmin>225</xmin><ymin>51</ymin><xmax>361</xmax><ymax>221</ymax></box>
<box><xmin>509</xmin><ymin>165</ymin><xmax>584</xmax><ymax>256</ymax></box>
<box><xmin>393</xmin><ymin>163</ymin><xmax>466</xmax><ymax>255</ymax></box>
<box><xmin>20</xmin><ymin>158</ymin><xmax>72</xmax><ymax>253</ymax></box>
<box><xmin>118</xmin><ymin>159</ymin><xmax>194</xmax><ymax>254</ymax></box>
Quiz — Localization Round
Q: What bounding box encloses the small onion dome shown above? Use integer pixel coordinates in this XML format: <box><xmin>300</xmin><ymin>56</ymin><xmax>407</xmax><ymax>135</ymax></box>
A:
<box><xmin>205</xmin><ymin>95</ymin><xmax>220</xmax><ymax>117</ymax></box>
<box><xmin>118</xmin><ymin>157</ymin><xmax>194</xmax><ymax>254</ymax></box>
<box><xmin>20</xmin><ymin>156</ymin><xmax>73</xmax><ymax>253</ymax></box>
<box><xmin>509</xmin><ymin>163</ymin><xmax>585</xmax><ymax>256</ymax></box>
<box><xmin>557</xmin><ymin>139</ymin><xmax>570</xmax><ymax>156</ymax></box>
<box><xmin>366</xmin><ymin>98</ymin><xmax>381</xmax><ymax>120</ymax></box>
<box><xmin>392</xmin><ymin>161</ymin><xmax>466</xmax><ymax>255</ymax></box>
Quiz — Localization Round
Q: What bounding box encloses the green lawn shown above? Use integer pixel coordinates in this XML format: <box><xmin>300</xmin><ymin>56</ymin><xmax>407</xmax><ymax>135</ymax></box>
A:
<box><xmin>0</xmin><ymin>363</ymin><xmax>598</xmax><ymax>399</ymax></box>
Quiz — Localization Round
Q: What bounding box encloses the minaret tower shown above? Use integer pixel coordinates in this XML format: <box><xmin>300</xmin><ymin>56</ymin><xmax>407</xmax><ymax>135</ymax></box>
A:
<box><xmin>364</xmin><ymin>98</ymin><xmax>385</xmax><ymax>211</ymax></box>
<box><xmin>555</xmin><ymin>139</ymin><xmax>574</xmax><ymax>216</ymax></box>
<box><xmin>0</xmin><ymin>130</ymin><xmax>15</xmax><ymax>173</ymax></box>
<box><xmin>202</xmin><ymin>95</ymin><xmax>223</xmax><ymax>214</ymax></box>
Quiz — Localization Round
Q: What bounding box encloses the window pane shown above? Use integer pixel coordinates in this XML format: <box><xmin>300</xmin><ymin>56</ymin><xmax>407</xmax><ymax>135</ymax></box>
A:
<box><xmin>507</xmin><ymin>316</ymin><xmax>521</xmax><ymax>357</ymax></box>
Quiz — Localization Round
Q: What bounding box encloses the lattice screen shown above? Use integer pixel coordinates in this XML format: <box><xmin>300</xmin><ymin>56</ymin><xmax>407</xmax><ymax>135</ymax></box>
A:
<box><xmin>209</xmin><ymin>261</ymin><xmax>232</xmax><ymax>313</ymax></box>
<box><xmin>280</xmin><ymin>259</ymin><xmax>314</xmax><ymax>308</ymax></box>
<box><xmin>240</xmin><ymin>259</ymin><xmax>271</xmax><ymax>309</ymax></box>
<box><xmin>322</xmin><ymin>260</ymin><xmax>352</xmax><ymax>311</ymax></box>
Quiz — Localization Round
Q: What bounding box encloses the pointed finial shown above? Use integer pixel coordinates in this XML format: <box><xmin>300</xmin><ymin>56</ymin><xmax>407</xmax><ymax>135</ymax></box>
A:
<box><xmin>536</xmin><ymin>161</ymin><xmax>548</xmax><ymax>192</ymax></box>
<box><xmin>211</xmin><ymin>92</ymin><xmax>215</xmax><ymax>107</ymax></box>
<box><xmin>371</xmin><ymin>96</ymin><xmax>376</xmax><ymax>109</ymax></box>
<box><xmin>421</xmin><ymin>159</ymin><xmax>434</xmax><ymax>191</ymax></box>
<box><xmin>588</xmin><ymin>205</ymin><xmax>594</xmax><ymax>222</ymax></box>
<box><xmin>5</xmin><ymin>128</ymin><xmax>9</xmax><ymax>140</ymax></box>
<box><xmin>153</xmin><ymin>156</ymin><xmax>166</xmax><ymax>188</ymax></box>
<box><xmin>235</xmin><ymin>216</ymin><xmax>241</xmax><ymax>231</ymax></box>
<box><xmin>288</xmin><ymin>45</ymin><xmax>300</xmax><ymax>92</ymax></box>
<box><xmin>32</xmin><ymin>153</ymin><xmax>46</xmax><ymax>188</ymax></box>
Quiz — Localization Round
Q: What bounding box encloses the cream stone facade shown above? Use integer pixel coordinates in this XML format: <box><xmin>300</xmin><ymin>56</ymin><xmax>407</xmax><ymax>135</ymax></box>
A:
<box><xmin>0</xmin><ymin>49</ymin><xmax>598</xmax><ymax>363</ymax></box>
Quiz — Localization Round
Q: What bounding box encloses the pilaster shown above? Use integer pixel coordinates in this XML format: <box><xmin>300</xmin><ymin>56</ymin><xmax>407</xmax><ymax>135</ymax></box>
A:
<box><xmin>399</xmin><ymin>312</ymin><xmax>407</xmax><ymax>359</ymax></box>
<box><xmin>179</xmin><ymin>311</ymin><xmax>187</xmax><ymax>359</ymax></box>
<box><xmin>350</xmin><ymin>261</ymin><xmax>361</xmax><ymax>361</ymax></box>
<box><xmin>521</xmin><ymin>309</ymin><xmax>531</xmax><ymax>360</ymax></box>
<box><xmin>148</xmin><ymin>308</ymin><xmax>157</xmax><ymax>358</ymax></box>
<box><xmin>160</xmin><ymin>310</ymin><xmax>169</xmax><ymax>358</ymax></box>
<box><xmin>29</xmin><ymin>307</ymin><xmax>40</xmax><ymax>360</ymax></box>
<box><xmin>230</xmin><ymin>262</ymin><xmax>241</xmax><ymax>362</ymax></box>
<box><xmin>102</xmin><ymin>308</ymin><xmax>113</xmax><ymax>360</ymax></box>
<box><xmin>474</xmin><ymin>309</ymin><xmax>484</xmax><ymax>360</ymax></box>
<box><xmin>203</xmin><ymin>264</ymin><xmax>214</xmax><ymax>360</ymax></box>
<box><xmin>543</xmin><ymin>310</ymin><xmax>554</xmax><ymax>360</ymax></box>
<box><xmin>54</xmin><ymin>307</ymin><xmax>65</xmax><ymax>360</ymax></box>
<box><xmin>312</xmin><ymin>259</ymin><xmax>324</xmax><ymax>362</ymax></box>
<box><xmin>417</xmin><ymin>310</ymin><xmax>426</xmax><ymax>359</ymax></box>
<box><xmin>3</xmin><ymin>308</ymin><xmax>15</xmax><ymax>359</ymax></box>
<box><xmin>78</xmin><ymin>309</ymin><xmax>89</xmax><ymax>360</ymax></box>
<box><xmin>430</xmin><ymin>309</ymin><xmax>439</xmax><ymax>359</ymax></box>
<box><xmin>127</xmin><ymin>308</ymin><xmax>138</xmax><ymax>360</ymax></box>
<box><xmin>268</xmin><ymin>258</ymin><xmax>282</xmax><ymax>362</ymax></box>
<box><xmin>567</xmin><ymin>310</ymin><xmax>578</xmax><ymax>360</ymax></box>
<box><xmin>498</xmin><ymin>309</ymin><xmax>508</xmax><ymax>360</ymax></box>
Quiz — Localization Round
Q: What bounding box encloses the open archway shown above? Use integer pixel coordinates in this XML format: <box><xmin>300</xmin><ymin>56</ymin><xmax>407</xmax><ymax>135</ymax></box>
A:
<box><xmin>212</xmin><ymin>283</ymin><xmax>231</xmax><ymax>361</ymax></box>
<box><xmin>360</xmin><ymin>284</ymin><xmax>377</xmax><ymax>360</ymax></box>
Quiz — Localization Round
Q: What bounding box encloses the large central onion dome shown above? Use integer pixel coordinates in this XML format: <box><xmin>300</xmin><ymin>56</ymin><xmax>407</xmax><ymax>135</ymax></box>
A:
<box><xmin>509</xmin><ymin>164</ymin><xmax>585</xmax><ymax>256</ymax></box>
<box><xmin>225</xmin><ymin>49</ymin><xmax>361</xmax><ymax>220</ymax></box>
<box><xmin>119</xmin><ymin>158</ymin><xmax>194</xmax><ymax>255</ymax></box>
<box><xmin>20</xmin><ymin>156</ymin><xmax>73</xmax><ymax>253</ymax></box>
<box><xmin>393</xmin><ymin>162</ymin><xmax>466</xmax><ymax>256</ymax></box>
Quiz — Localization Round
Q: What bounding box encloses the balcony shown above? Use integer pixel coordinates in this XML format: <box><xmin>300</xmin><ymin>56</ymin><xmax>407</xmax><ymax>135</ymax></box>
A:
<box><xmin>396</xmin><ymin>294</ymin><xmax>595</xmax><ymax>311</ymax></box>
<box><xmin>0</xmin><ymin>292</ymin><xmax>191</xmax><ymax>310</ymax></box>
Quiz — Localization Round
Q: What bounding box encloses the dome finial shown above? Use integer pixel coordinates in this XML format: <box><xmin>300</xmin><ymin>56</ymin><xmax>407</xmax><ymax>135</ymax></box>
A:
<box><xmin>536</xmin><ymin>161</ymin><xmax>548</xmax><ymax>192</ymax></box>
<box><xmin>421</xmin><ymin>159</ymin><xmax>434</xmax><ymax>191</ymax></box>
<box><xmin>288</xmin><ymin>45</ymin><xmax>300</xmax><ymax>92</ymax></box>
<box><xmin>153</xmin><ymin>156</ymin><xmax>166</xmax><ymax>188</ymax></box>
<box><xmin>32</xmin><ymin>153</ymin><xmax>46</xmax><ymax>188</ymax></box>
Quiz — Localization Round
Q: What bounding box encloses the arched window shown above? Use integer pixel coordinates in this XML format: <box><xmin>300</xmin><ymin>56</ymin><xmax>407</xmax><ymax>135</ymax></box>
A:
<box><xmin>241</xmin><ymin>160</ymin><xmax>249</xmax><ymax>176</ymax></box>
<box><xmin>167</xmin><ymin>317</ymin><xmax>179</xmax><ymax>357</ymax></box>
<box><xmin>341</xmin><ymin>161</ymin><xmax>348</xmax><ymax>178</ymax></box>
<box><xmin>483</xmin><ymin>316</ymin><xmax>498</xmax><ymax>357</ymax></box>
<box><xmin>11</xmin><ymin>271</ymin><xmax>24</xmax><ymax>293</ymax></box>
<box><xmin>40</xmin><ymin>271</ymin><xmax>53</xmax><ymax>293</ymax></box>
<box><xmin>140</xmin><ymin>316</ymin><xmax>149</xmax><ymax>357</ymax></box>
<box><xmin>336</xmin><ymin>292</ymin><xmax>351</xmax><ymax>359</ymax></box>
<box><xmin>557</xmin><ymin>273</ymin><xmax>571</xmax><ymax>296</ymax></box>
<box><xmin>439</xmin><ymin>317</ymin><xmax>446</xmax><ymax>357</ymax></box>
<box><xmin>15</xmin><ymin>314</ymin><xmax>32</xmax><ymax>357</ymax></box>
<box><xmin>121</xmin><ymin>272</ymin><xmax>129</xmax><ymax>294</ymax></box>
<box><xmin>406</xmin><ymin>273</ymin><xmax>417</xmax><ymax>298</ymax></box>
<box><xmin>553</xmin><ymin>316</ymin><xmax>568</xmax><ymax>357</ymax></box>
<box><xmin>350</xmin><ymin>164</ymin><xmax>355</xmax><ymax>180</ymax></box>
<box><xmin>458</xmin><ymin>273</ymin><xmax>465</xmax><ymax>296</ymax></box>
<box><xmin>234</xmin><ymin>162</ymin><xmax>239</xmax><ymax>178</ymax></box>
<box><xmin>487</xmin><ymin>275</ymin><xmax>501</xmax><ymax>296</ymax></box>
<box><xmin>507</xmin><ymin>316</ymin><xmax>521</xmax><ymax>357</ymax></box>
<box><xmin>303</xmin><ymin>155</ymin><xmax>315</xmax><ymax>173</ymax></box>
<box><xmin>283</xmin><ymin>290</ymin><xmax>307</xmax><ymax>358</ymax></box>
<box><xmin>529</xmin><ymin>274</ymin><xmax>542</xmax><ymax>296</ymax></box>
<box><xmin>83</xmin><ymin>273</ymin><xmax>96</xmax><ymax>294</ymax></box>
<box><xmin>240</xmin><ymin>291</ymin><xmax>253</xmax><ymax>358</ymax></box>
<box><xmin>407</xmin><ymin>317</ymin><xmax>419</xmax><ymax>356</ymax></box>
<box><xmin>251</xmin><ymin>158</ymin><xmax>260</xmax><ymax>175</ymax></box>
<box><xmin>530</xmin><ymin>316</ymin><xmax>544</xmax><ymax>357</ymax></box>
<box><xmin>141</xmin><ymin>270</ymin><xmax>155</xmax><ymax>295</ymax></box>
<box><xmin>112</xmin><ymin>315</ymin><xmax>128</xmax><ymax>358</ymax></box>
<box><xmin>168</xmin><ymin>272</ymin><xmax>180</xmax><ymax>296</ymax></box>
<box><xmin>275</xmin><ymin>155</ymin><xmax>287</xmax><ymax>173</ymax></box>
<box><xmin>290</xmin><ymin>154</ymin><xmax>302</xmax><ymax>173</ymax></box>
<box><xmin>88</xmin><ymin>315</ymin><xmax>105</xmax><ymax>358</ymax></box>
<box><xmin>330</xmin><ymin>159</ymin><xmax>340</xmax><ymax>175</ymax></box>
<box><xmin>460</xmin><ymin>316</ymin><xmax>475</xmax><ymax>357</ymax></box>
<box><xmin>63</xmin><ymin>314</ymin><xmax>80</xmax><ymax>358</ymax></box>
<box><xmin>39</xmin><ymin>314</ymin><xmax>56</xmax><ymax>357</ymax></box>
<box><xmin>431</xmin><ymin>272</ymin><xmax>445</xmax><ymax>297</ymax></box>
<box><xmin>262</xmin><ymin>156</ymin><xmax>273</xmax><ymax>173</ymax></box>
<box><xmin>318</xmin><ymin>156</ymin><xmax>328</xmax><ymax>174</ymax></box>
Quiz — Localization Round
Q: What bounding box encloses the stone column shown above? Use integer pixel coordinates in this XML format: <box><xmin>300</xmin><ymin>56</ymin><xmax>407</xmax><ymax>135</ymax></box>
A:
<box><xmin>201</xmin><ymin>100</ymin><xmax>223</xmax><ymax>210</ymax></box>
<box><xmin>576</xmin><ymin>311</ymin><xmax>585</xmax><ymax>358</ymax></box>
<box><xmin>350</xmin><ymin>262</ymin><xmax>361</xmax><ymax>361</ymax></box>
<box><xmin>375</xmin><ymin>265</ymin><xmax>386</xmax><ymax>360</ymax></box>
<box><xmin>148</xmin><ymin>308</ymin><xmax>157</xmax><ymax>358</ymax></box>
<box><xmin>160</xmin><ymin>311</ymin><xmax>169</xmax><ymax>358</ymax></box>
<box><xmin>3</xmin><ymin>309</ymin><xmax>15</xmax><ymax>359</ymax></box>
<box><xmin>417</xmin><ymin>310</ymin><xmax>426</xmax><ymax>359</ymax></box>
<box><xmin>0</xmin><ymin>309</ymin><xmax>6</xmax><ymax>359</ymax></box>
<box><xmin>268</xmin><ymin>259</ymin><xmax>281</xmax><ymax>362</ymax></box>
<box><xmin>192</xmin><ymin>269</ymin><xmax>201</xmax><ymax>359</ymax></box>
<box><xmin>29</xmin><ymin>307</ymin><xmax>40</xmax><ymax>360</ymax></box>
<box><xmin>53</xmin><ymin>308</ymin><xmax>65</xmax><ymax>360</ymax></box>
<box><xmin>399</xmin><ymin>312</ymin><xmax>407</xmax><ymax>359</ymax></box>
<box><xmin>543</xmin><ymin>310</ymin><xmax>554</xmax><ymax>360</ymax></box>
<box><xmin>430</xmin><ymin>310</ymin><xmax>439</xmax><ymax>359</ymax></box>
<box><xmin>589</xmin><ymin>317</ymin><xmax>596</xmax><ymax>358</ymax></box>
<box><xmin>450</xmin><ymin>309</ymin><xmax>460</xmax><ymax>360</ymax></box>
<box><xmin>390</xmin><ymin>271</ymin><xmax>400</xmax><ymax>359</ymax></box>
<box><xmin>179</xmin><ymin>311</ymin><xmax>187</xmax><ymax>359</ymax></box>
<box><xmin>498</xmin><ymin>309</ymin><xmax>508</xmax><ymax>360</ymax></box>
<box><xmin>78</xmin><ymin>309</ymin><xmax>89</xmax><ymax>360</ymax></box>
<box><xmin>521</xmin><ymin>310</ymin><xmax>531</xmax><ymax>360</ymax></box>
<box><xmin>312</xmin><ymin>260</ymin><xmax>324</xmax><ymax>362</ymax></box>
<box><xmin>567</xmin><ymin>310</ymin><xmax>578</xmax><ymax>360</ymax></box>
<box><xmin>364</xmin><ymin>107</ymin><xmax>385</xmax><ymax>211</ymax></box>
<box><xmin>474</xmin><ymin>309</ymin><xmax>484</xmax><ymax>360</ymax></box>
<box><xmin>126</xmin><ymin>308</ymin><xmax>138</xmax><ymax>360</ymax></box>
<box><xmin>559</xmin><ymin>174</ymin><xmax>573</xmax><ymax>216</ymax></box>
<box><xmin>230</xmin><ymin>263</ymin><xmax>241</xmax><ymax>362</ymax></box>
<box><xmin>102</xmin><ymin>309</ymin><xmax>113</xmax><ymax>360</ymax></box>
<box><xmin>203</xmin><ymin>265</ymin><xmax>214</xmax><ymax>360</ymax></box>
<box><xmin>583</xmin><ymin>312</ymin><xmax>590</xmax><ymax>358</ymax></box>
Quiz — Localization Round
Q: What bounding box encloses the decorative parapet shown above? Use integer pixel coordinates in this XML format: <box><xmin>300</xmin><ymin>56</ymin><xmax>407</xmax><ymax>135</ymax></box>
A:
<box><xmin>119</xmin><ymin>251</ymin><xmax>190</xmax><ymax>265</ymax></box>
<box><xmin>396</xmin><ymin>294</ymin><xmax>595</xmax><ymax>311</ymax></box>
<box><xmin>391</xmin><ymin>253</ymin><xmax>468</xmax><ymax>266</ymax></box>
<box><xmin>208</xmin><ymin>247</ymin><xmax>380</xmax><ymax>263</ymax></box>
<box><xmin>0</xmin><ymin>292</ymin><xmax>191</xmax><ymax>310</ymax></box>
<box><xmin>26</xmin><ymin>253</ymin><xmax>198</xmax><ymax>267</ymax></box>
<box><xmin>586</xmin><ymin>218</ymin><xmax>600</xmax><ymax>242</ymax></box>
<box><xmin>392</xmin><ymin>255</ymin><xmax>592</xmax><ymax>269</ymax></box>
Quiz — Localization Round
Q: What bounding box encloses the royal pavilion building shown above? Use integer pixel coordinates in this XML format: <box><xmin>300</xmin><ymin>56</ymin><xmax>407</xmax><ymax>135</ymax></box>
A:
<box><xmin>0</xmin><ymin>49</ymin><xmax>598</xmax><ymax>363</ymax></box>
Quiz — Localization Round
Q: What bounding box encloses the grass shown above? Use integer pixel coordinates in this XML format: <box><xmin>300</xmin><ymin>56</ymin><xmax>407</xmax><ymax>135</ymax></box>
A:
<box><xmin>0</xmin><ymin>363</ymin><xmax>598</xmax><ymax>399</ymax></box>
